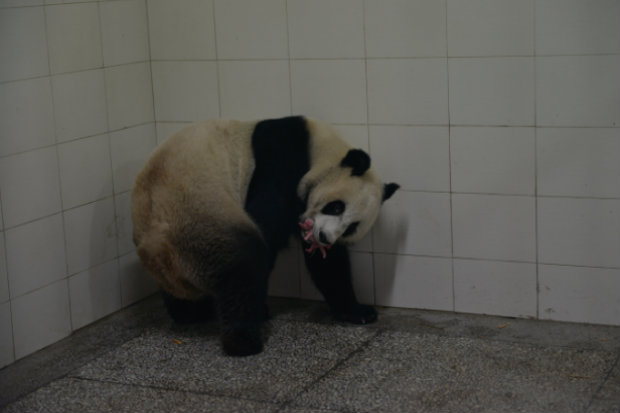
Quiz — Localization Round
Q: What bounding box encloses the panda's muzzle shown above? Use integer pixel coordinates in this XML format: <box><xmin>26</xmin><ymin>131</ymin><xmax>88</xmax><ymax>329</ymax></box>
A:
<box><xmin>318</xmin><ymin>231</ymin><xmax>330</xmax><ymax>245</ymax></box>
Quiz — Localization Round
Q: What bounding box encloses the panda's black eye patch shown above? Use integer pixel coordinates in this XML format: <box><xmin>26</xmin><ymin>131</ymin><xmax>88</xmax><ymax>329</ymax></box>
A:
<box><xmin>321</xmin><ymin>200</ymin><xmax>345</xmax><ymax>215</ymax></box>
<box><xmin>342</xmin><ymin>221</ymin><xmax>359</xmax><ymax>237</ymax></box>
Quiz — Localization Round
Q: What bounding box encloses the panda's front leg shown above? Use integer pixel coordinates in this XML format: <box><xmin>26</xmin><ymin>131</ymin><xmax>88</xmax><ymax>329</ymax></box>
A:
<box><xmin>303</xmin><ymin>243</ymin><xmax>378</xmax><ymax>324</ymax></box>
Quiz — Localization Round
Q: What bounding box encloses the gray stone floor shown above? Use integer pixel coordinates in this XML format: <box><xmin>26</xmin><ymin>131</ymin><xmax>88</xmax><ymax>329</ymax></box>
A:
<box><xmin>1</xmin><ymin>295</ymin><xmax>619</xmax><ymax>413</ymax></box>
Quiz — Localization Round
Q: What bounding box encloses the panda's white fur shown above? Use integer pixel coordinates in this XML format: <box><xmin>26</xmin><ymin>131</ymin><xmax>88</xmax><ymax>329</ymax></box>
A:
<box><xmin>131</xmin><ymin>116</ymin><xmax>397</xmax><ymax>356</ymax></box>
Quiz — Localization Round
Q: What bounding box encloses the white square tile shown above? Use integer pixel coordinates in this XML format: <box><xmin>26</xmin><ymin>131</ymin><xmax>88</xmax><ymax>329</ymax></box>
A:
<box><xmin>452</xmin><ymin>194</ymin><xmax>536</xmax><ymax>261</ymax></box>
<box><xmin>370</xmin><ymin>126</ymin><xmax>450</xmax><ymax>192</ymax></box>
<box><xmin>0</xmin><ymin>301</ymin><xmax>14</xmax><ymax>368</ymax></box>
<box><xmin>105</xmin><ymin>62</ymin><xmax>154</xmax><ymax>130</ymax></box>
<box><xmin>119</xmin><ymin>251</ymin><xmax>158</xmax><ymax>306</ymax></box>
<box><xmin>11</xmin><ymin>280</ymin><xmax>71</xmax><ymax>359</ymax></box>
<box><xmin>374</xmin><ymin>254</ymin><xmax>453</xmax><ymax>311</ymax></box>
<box><xmin>0</xmin><ymin>147</ymin><xmax>62</xmax><ymax>227</ymax></box>
<box><xmin>64</xmin><ymin>197</ymin><xmax>118</xmax><ymax>275</ymax></box>
<box><xmin>288</xmin><ymin>0</ymin><xmax>364</xmax><ymax>58</ymax></box>
<box><xmin>365</xmin><ymin>0</ymin><xmax>446</xmax><ymax>58</ymax></box>
<box><xmin>449</xmin><ymin>57</ymin><xmax>535</xmax><ymax>126</ymax></box>
<box><xmin>333</xmin><ymin>125</ymin><xmax>369</xmax><ymax>151</ymax></box>
<box><xmin>537</xmin><ymin>128</ymin><xmax>620</xmax><ymax>198</ymax></box>
<box><xmin>447</xmin><ymin>0</ymin><xmax>534</xmax><ymax>57</ymax></box>
<box><xmin>114</xmin><ymin>191</ymin><xmax>135</xmax><ymax>255</ymax></box>
<box><xmin>147</xmin><ymin>0</ymin><xmax>215</xmax><ymax>60</ymax></box>
<box><xmin>291</xmin><ymin>60</ymin><xmax>366</xmax><ymax>124</ymax></box>
<box><xmin>299</xmin><ymin>250</ymin><xmax>375</xmax><ymax>305</ymax></box>
<box><xmin>151</xmin><ymin>61</ymin><xmax>219</xmax><ymax>122</ymax></box>
<box><xmin>373</xmin><ymin>191</ymin><xmax>452</xmax><ymax>257</ymax></box>
<box><xmin>454</xmin><ymin>259</ymin><xmax>536</xmax><ymax>318</ymax></box>
<box><xmin>367</xmin><ymin>59</ymin><xmax>448</xmax><ymax>125</ymax></box>
<box><xmin>69</xmin><ymin>259</ymin><xmax>121</xmax><ymax>330</ymax></box>
<box><xmin>219</xmin><ymin>60</ymin><xmax>291</xmax><ymax>120</ymax></box>
<box><xmin>539</xmin><ymin>264</ymin><xmax>620</xmax><ymax>326</ymax></box>
<box><xmin>58</xmin><ymin>134</ymin><xmax>113</xmax><ymax>209</ymax></box>
<box><xmin>0</xmin><ymin>235</ymin><xmax>8</xmax><ymax>303</ymax></box>
<box><xmin>100</xmin><ymin>0</ymin><xmax>149</xmax><ymax>66</ymax></box>
<box><xmin>0</xmin><ymin>7</ymin><xmax>48</xmax><ymax>82</ymax></box>
<box><xmin>155</xmin><ymin>122</ymin><xmax>190</xmax><ymax>145</ymax></box>
<box><xmin>536</xmin><ymin>56</ymin><xmax>620</xmax><ymax>127</ymax></box>
<box><xmin>536</xmin><ymin>0</ymin><xmax>620</xmax><ymax>55</ymax></box>
<box><xmin>46</xmin><ymin>2</ymin><xmax>102</xmax><ymax>74</ymax></box>
<box><xmin>214</xmin><ymin>0</ymin><xmax>287</xmax><ymax>59</ymax></box>
<box><xmin>538</xmin><ymin>198</ymin><xmax>620</xmax><ymax>268</ymax></box>
<box><xmin>450</xmin><ymin>127</ymin><xmax>535</xmax><ymax>195</ymax></box>
<box><xmin>109</xmin><ymin>123</ymin><xmax>157</xmax><ymax>193</ymax></box>
<box><xmin>0</xmin><ymin>0</ymin><xmax>43</xmax><ymax>7</ymax></box>
<box><xmin>5</xmin><ymin>214</ymin><xmax>66</xmax><ymax>298</ymax></box>
<box><xmin>0</xmin><ymin>77</ymin><xmax>55</xmax><ymax>157</ymax></box>
<box><xmin>52</xmin><ymin>69</ymin><xmax>108</xmax><ymax>142</ymax></box>
<box><xmin>348</xmin><ymin>230</ymin><xmax>373</xmax><ymax>253</ymax></box>
<box><xmin>269</xmin><ymin>242</ymin><xmax>300</xmax><ymax>298</ymax></box>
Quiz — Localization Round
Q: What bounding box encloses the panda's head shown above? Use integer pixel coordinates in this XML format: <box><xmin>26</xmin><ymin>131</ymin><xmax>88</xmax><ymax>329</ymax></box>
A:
<box><xmin>299</xmin><ymin>148</ymin><xmax>399</xmax><ymax>246</ymax></box>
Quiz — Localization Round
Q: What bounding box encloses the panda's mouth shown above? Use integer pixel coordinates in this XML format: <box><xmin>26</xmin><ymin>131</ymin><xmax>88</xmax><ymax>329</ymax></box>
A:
<box><xmin>299</xmin><ymin>219</ymin><xmax>331</xmax><ymax>258</ymax></box>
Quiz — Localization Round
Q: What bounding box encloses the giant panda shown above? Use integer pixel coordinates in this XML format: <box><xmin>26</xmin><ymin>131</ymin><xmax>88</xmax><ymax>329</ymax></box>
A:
<box><xmin>131</xmin><ymin>116</ymin><xmax>399</xmax><ymax>356</ymax></box>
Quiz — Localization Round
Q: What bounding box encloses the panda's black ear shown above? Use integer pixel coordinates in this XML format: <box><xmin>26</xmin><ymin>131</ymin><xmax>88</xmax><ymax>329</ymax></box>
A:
<box><xmin>383</xmin><ymin>183</ymin><xmax>400</xmax><ymax>202</ymax></box>
<box><xmin>341</xmin><ymin>149</ymin><xmax>370</xmax><ymax>176</ymax></box>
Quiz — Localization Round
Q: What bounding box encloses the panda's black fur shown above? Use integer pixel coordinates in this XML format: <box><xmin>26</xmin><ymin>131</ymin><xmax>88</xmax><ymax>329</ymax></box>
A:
<box><xmin>132</xmin><ymin>116</ymin><xmax>398</xmax><ymax>356</ymax></box>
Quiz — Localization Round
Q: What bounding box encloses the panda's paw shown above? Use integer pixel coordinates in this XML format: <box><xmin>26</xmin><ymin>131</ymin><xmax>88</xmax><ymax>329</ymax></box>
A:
<box><xmin>335</xmin><ymin>304</ymin><xmax>378</xmax><ymax>325</ymax></box>
<box><xmin>221</xmin><ymin>328</ymin><xmax>263</xmax><ymax>357</ymax></box>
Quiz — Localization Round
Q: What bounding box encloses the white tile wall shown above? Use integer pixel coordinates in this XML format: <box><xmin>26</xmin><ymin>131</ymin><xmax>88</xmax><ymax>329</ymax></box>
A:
<box><xmin>5</xmin><ymin>214</ymin><xmax>66</xmax><ymax>297</ymax></box>
<box><xmin>452</xmin><ymin>194</ymin><xmax>536</xmax><ymax>262</ymax></box>
<box><xmin>219</xmin><ymin>60</ymin><xmax>291</xmax><ymax>120</ymax></box>
<box><xmin>52</xmin><ymin>69</ymin><xmax>108</xmax><ymax>142</ymax></box>
<box><xmin>118</xmin><ymin>252</ymin><xmax>157</xmax><ymax>306</ymax></box>
<box><xmin>370</xmin><ymin>126</ymin><xmax>450</xmax><ymax>192</ymax></box>
<box><xmin>0</xmin><ymin>7</ymin><xmax>48</xmax><ymax>82</ymax></box>
<box><xmin>0</xmin><ymin>147</ymin><xmax>62</xmax><ymax>227</ymax></box>
<box><xmin>214</xmin><ymin>0</ymin><xmax>288</xmax><ymax>60</ymax></box>
<box><xmin>447</xmin><ymin>0</ymin><xmax>534</xmax><ymax>57</ymax></box>
<box><xmin>288</xmin><ymin>0</ymin><xmax>364</xmax><ymax>59</ymax></box>
<box><xmin>46</xmin><ymin>3</ymin><xmax>102</xmax><ymax>74</ymax></box>
<box><xmin>449</xmin><ymin>58</ymin><xmax>535</xmax><ymax>126</ymax></box>
<box><xmin>536</xmin><ymin>56</ymin><xmax>620</xmax><ymax>127</ymax></box>
<box><xmin>374</xmin><ymin>254</ymin><xmax>453</xmax><ymax>311</ymax></box>
<box><xmin>151</xmin><ymin>61</ymin><xmax>219</xmax><ymax>122</ymax></box>
<box><xmin>539</xmin><ymin>264</ymin><xmax>620</xmax><ymax>325</ymax></box>
<box><xmin>454</xmin><ymin>259</ymin><xmax>537</xmax><ymax>318</ymax></box>
<box><xmin>58</xmin><ymin>134</ymin><xmax>113</xmax><ymax>209</ymax></box>
<box><xmin>451</xmin><ymin>127</ymin><xmax>536</xmax><ymax>195</ymax></box>
<box><xmin>291</xmin><ymin>60</ymin><xmax>367</xmax><ymax>124</ymax></box>
<box><xmin>109</xmin><ymin>124</ymin><xmax>157</xmax><ymax>193</ymax></box>
<box><xmin>536</xmin><ymin>0</ymin><xmax>620</xmax><ymax>56</ymax></box>
<box><xmin>100</xmin><ymin>0</ymin><xmax>149</xmax><ymax>66</ymax></box>
<box><xmin>105</xmin><ymin>62</ymin><xmax>154</xmax><ymax>130</ymax></box>
<box><xmin>0</xmin><ymin>235</ymin><xmax>8</xmax><ymax>303</ymax></box>
<box><xmin>0</xmin><ymin>77</ymin><xmax>55</xmax><ymax>157</ymax></box>
<box><xmin>373</xmin><ymin>192</ymin><xmax>452</xmax><ymax>257</ymax></box>
<box><xmin>147</xmin><ymin>0</ymin><xmax>216</xmax><ymax>60</ymax></box>
<box><xmin>0</xmin><ymin>301</ymin><xmax>14</xmax><ymax>367</ymax></box>
<box><xmin>365</xmin><ymin>0</ymin><xmax>446</xmax><ymax>58</ymax></box>
<box><xmin>64</xmin><ymin>197</ymin><xmax>118</xmax><ymax>275</ymax></box>
<box><xmin>2</xmin><ymin>0</ymin><xmax>620</xmax><ymax>367</ymax></box>
<box><xmin>69</xmin><ymin>259</ymin><xmax>121</xmax><ymax>330</ymax></box>
<box><xmin>367</xmin><ymin>59</ymin><xmax>448</xmax><ymax>125</ymax></box>
<box><xmin>11</xmin><ymin>280</ymin><xmax>71</xmax><ymax>359</ymax></box>
<box><xmin>538</xmin><ymin>198</ymin><xmax>620</xmax><ymax>268</ymax></box>
<box><xmin>537</xmin><ymin>128</ymin><xmax>620</xmax><ymax>198</ymax></box>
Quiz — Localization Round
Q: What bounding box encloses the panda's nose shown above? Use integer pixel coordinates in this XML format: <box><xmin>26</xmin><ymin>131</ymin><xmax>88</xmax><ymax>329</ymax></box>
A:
<box><xmin>318</xmin><ymin>231</ymin><xmax>330</xmax><ymax>245</ymax></box>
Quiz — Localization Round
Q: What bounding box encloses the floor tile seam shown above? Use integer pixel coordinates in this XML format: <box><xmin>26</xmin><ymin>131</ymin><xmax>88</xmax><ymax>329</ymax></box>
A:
<box><xmin>275</xmin><ymin>328</ymin><xmax>385</xmax><ymax>413</ymax></box>
<box><xmin>584</xmin><ymin>352</ymin><xmax>620</xmax><ymax>413</ymax></box>
<box><xmin>64</xmin><ymin>375</ymin><xmax>282</xmax><ymax>407</ymax></box>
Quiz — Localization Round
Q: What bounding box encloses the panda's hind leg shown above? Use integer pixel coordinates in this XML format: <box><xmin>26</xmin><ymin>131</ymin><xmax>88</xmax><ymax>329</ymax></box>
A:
<box><xmin>210</xmin><ymin>229</ymin><xmax>271</xmax><ymax>357</ymax></box>
<box><xmin>162</xmin><ymin>292</ymin><xmax>216</xmax><ymax>324</ymax></box>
